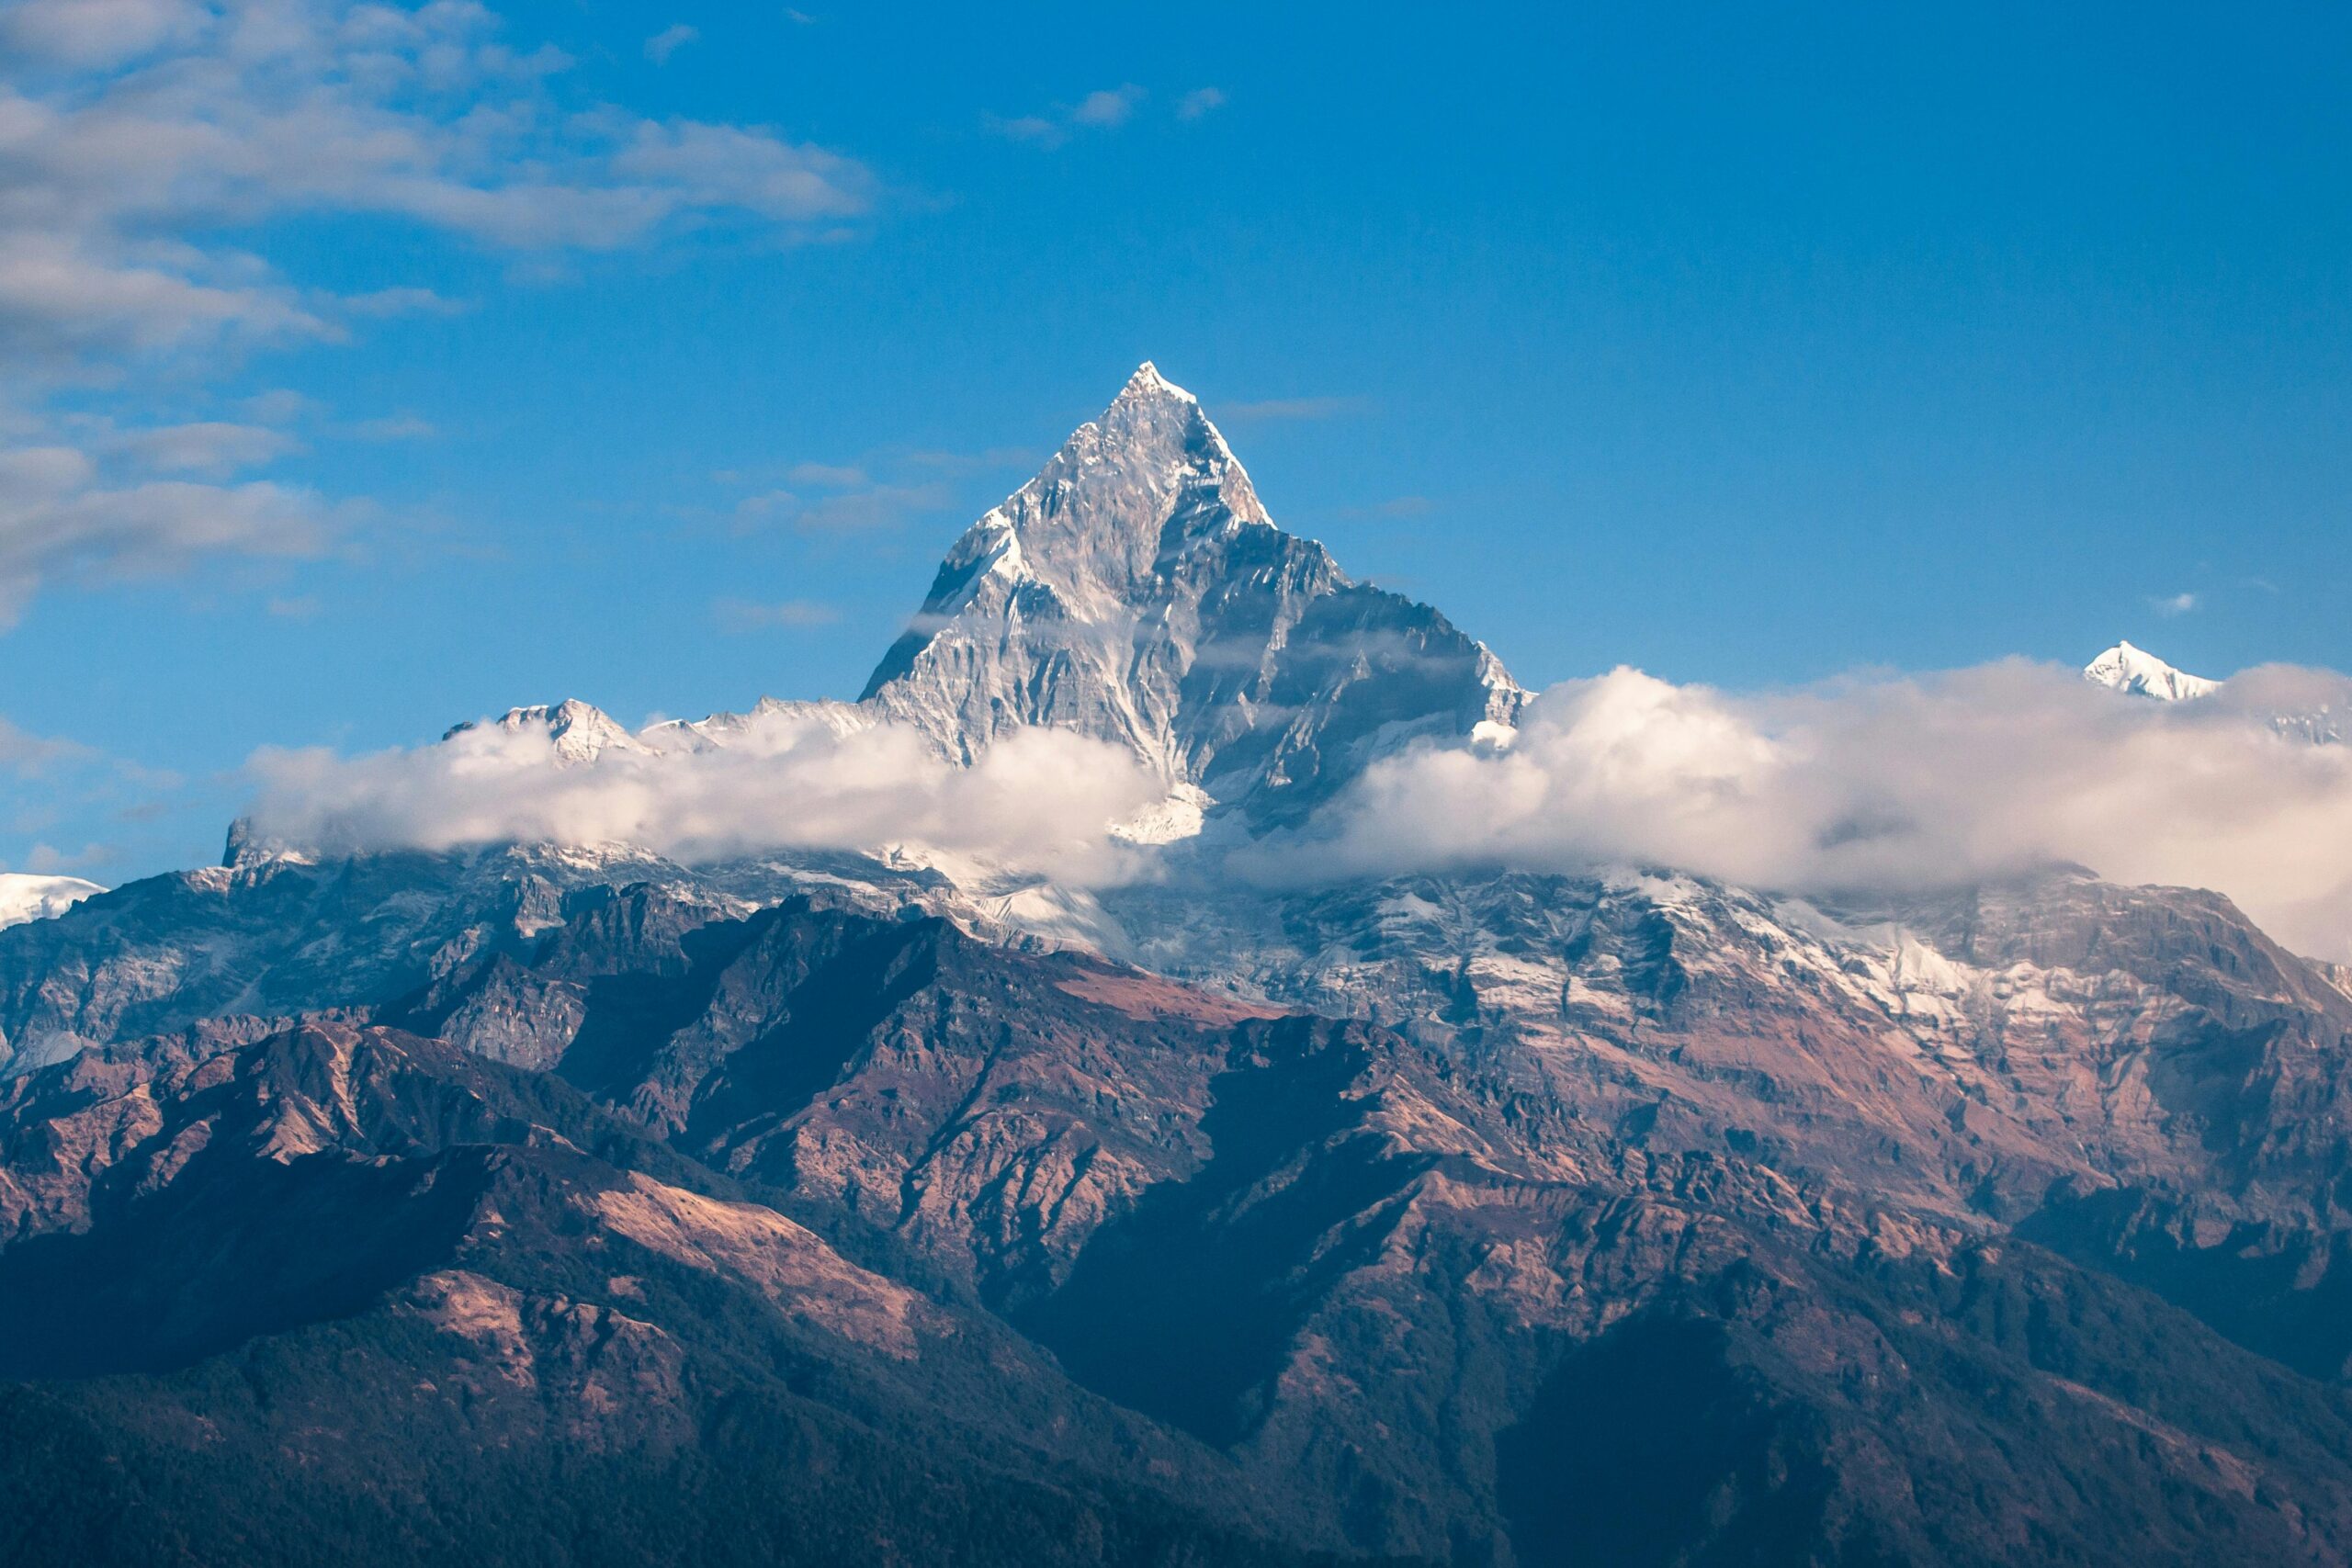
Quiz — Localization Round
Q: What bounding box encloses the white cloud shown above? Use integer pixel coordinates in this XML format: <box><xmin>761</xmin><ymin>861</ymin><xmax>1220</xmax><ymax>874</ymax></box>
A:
<box><xmin>2153</xmin><ymin>591</ymin><xmax>2199</xmax><ymax>615</ymax></box>
<box><xmin>340</xmin><ymin>287</ymin><xmax>466</xmax><ymax>319</ymax></box>
<box><xmin>1070</xmin><ymin>85</ymin><xmax>1145</xmax><ymax>128</ymax></box>
<box><xmin>0</xmin><ymin>0</ymin><xmax>876</xmax><ymax>374</ymax></box>
<box><xmin>983</xmin><ymin>113</ymin><xmax>1065</xmax><ymax>148</ymax></box>
<box><xmin>609</xmin><ymin>120</ymin><xmax>872</xmax><ymax>225</ymax></box>
<box><xmin>242</xmin><ymin>708</ymin><xmax>1162</xmax><ymax>883</ymax></box>
<box><xmin>0</xmin><ymin>0</ymin><xmax>880</xmax><ymax>623</ymax></box>
<box><xmin>786</xmin><ymin>461</ymin><xmax>868</xmax><ymax>488</ymax></box>
<box><xmin>1175</xmin><ymin>87</ymin><xmax>1225</xmax><ymax>120</ymax></box>
<box><xmin>0</xmin><ymin>442</ymin><xmax>333</xmax><ymax>623</ymax></box>
<box><xmin>0</xmin><ymin>713</ymin><xmax>95</xmax><ymax>775</ymax></box>
<box><xmin>733</xmin><ymin>478</ymin><xmax>947</xmax><ymax>533</ymax></box>
<box><xmin>988</xmin><ymin>83</ymin><xmax>1148</xmax><ymax>147</ymax></box>
<box><xmin>108</xmin><ymin>421</ymin><xmax>300</xmax><ymax>476</ymax></box>
<box><xmin>1255</xmin><ymin>660</ymin><xmax>2352</xmax><ymax>961</ymax></box>
<box><xmin>643</xmin><ymin>23</ymin><xmax>698</xmax><ymax>63</ymax></box>
<box><xmin>0</xmin><ymin>232</ymin><xmax>328</xmax><ymax>361</ymax></box>
<box><xmin>349</xmin><ymin>413</ymin><xmax>435</xmax><ymax>441</ymax></box>
<box><xmin>0</xmin><ymin>0</ymin><xmax>209</xmax><ymax>69</ymax></box>
<box><xmin>715</xmin><ymin>596</ymin><xmax>840</xmax><ymax>630</ymax></box>
<box><xmin>0</xmin><ymin>705</ymin><xmax>175</xmax><ymax>875</ymax></box>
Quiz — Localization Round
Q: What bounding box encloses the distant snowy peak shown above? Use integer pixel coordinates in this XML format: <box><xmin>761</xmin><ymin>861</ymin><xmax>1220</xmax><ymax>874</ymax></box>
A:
<box><xmin>640</xmin><ymin>696</ymin><xmax>872</xmax><ymax>753</ymax></box>
<box><xmin>445</xmin><ymin>699</ymin><xmax>650</xmax><ymax>763</ymax></box>
<box><xmin>2085</xmin><ymin>640</ymin><xmax>2220</xmax><ymax>702</ymax></box>
<box><xmin>2079</xmin><ymin>641</ymin><xmax>2350</xmax><ymax>745</ymax></box>
<box><xmin>437</xmin><ymin>695</ymin><xmax>876</xmax><ymax>762</ymax></box>
<box><xmin>0</xmin><ymin>874</ymin><xmax>103</xmax><ymax>931</ymax></box>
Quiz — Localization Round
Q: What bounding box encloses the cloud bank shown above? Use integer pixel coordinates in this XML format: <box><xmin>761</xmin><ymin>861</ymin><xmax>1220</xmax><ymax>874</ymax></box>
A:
<box><xmin>1257</xmin><ymin>660</ymin><xmax>2352</xmax><ymax>961</ymax></box>
<box><xmin>233</xmin><ymin>655</ymin><xmax>2352</xmax><ymax>961</ymax></box>
<box><xmin>242</xmin><ymin>708</ymin><xmax>1163</xmax><ymax>884</ymax></box>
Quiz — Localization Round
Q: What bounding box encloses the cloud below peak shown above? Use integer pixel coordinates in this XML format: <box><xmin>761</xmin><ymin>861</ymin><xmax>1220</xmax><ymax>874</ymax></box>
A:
<box><xmin>1253</xmin><ymin>660</ymin><xmax>2352</xmax><ymax>961</ymax></box>
<box><xmin>242</xmin><ymin>707</ymin><xmax>1164</xmax><ymax>885</ymax></box>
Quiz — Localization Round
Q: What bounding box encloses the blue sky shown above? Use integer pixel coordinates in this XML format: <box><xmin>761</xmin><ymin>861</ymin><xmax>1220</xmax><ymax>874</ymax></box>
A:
<box><xmin>2</xmin><ymin>0</ymin><xmax>2347</xmax><ymax>880</ymax></box>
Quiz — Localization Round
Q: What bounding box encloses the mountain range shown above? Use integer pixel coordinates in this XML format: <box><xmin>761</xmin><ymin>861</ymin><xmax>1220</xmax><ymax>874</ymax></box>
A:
<box><xmin>1</xmin><ymin>368</ymin><xmax>2349</xmax><ymax>1565</ymax></box>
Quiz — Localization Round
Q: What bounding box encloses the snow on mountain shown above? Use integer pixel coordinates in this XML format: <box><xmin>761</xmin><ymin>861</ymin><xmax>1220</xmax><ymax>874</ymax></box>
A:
<box><xmin>858</xmin><ymin>362</ymin><xmax>1523</xmax><ymax>824</ymax></box>
<box><xmin>445</xmin><ymin>699</ymin><xmax>650</xmax><ymax>763</ymax></box>
<box><xmin>430</xmin><ymin>364</ymin><xmax>1522</xmax><ymax>836</ymax></box>
<box><xmin>2081</xmin><ymin>641</ymin><xmax>2350</xmax><ymax>744</ymax></box>
<box><xmin>639</xmin><ymin>696</ymin><xmax>873</xmax><ymax>754</ymax></box>
<box><xmin>2084</xmin><ymin>640</ymin><xmax>2220</xmax><ymax>701</ymax></box>
<box><xmin>0</xmin><ymin>874</ymin><xmax>103</xmax><ymax>931</ymax></box>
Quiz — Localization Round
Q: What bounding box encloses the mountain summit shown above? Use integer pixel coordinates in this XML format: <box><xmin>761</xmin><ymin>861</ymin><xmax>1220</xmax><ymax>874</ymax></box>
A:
<box><xmin>2084</xmin><ymin>639</ymin><xmax>2219</xmax><ymax>701</ymax></box>
<box><xmin>860</xmin><ymin>364</ymin><xmax>1522</xmax><ymax>824</ymax></box>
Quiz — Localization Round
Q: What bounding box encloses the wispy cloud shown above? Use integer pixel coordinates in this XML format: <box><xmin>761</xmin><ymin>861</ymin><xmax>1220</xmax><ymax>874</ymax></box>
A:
<box><xmin>987</xmin><ymin>84</ymin><xmax>1148</xmax><ymax>148</ymax></box>
<box><xmin>107</xmin><ymin>423</ymin><xmax>301</xmax><ymax>478</ymax></box>
<box><xmin>0</xmin><ymin>705</ymin><xmax>184</xmax><ymax>875</ymax></box>
<box><xmin>0</xmin><ymin>445</ymin><xmax>335</xmax><ymax>625</ymax></box>
<box><xmin>0</xmin><ymin>0</ymin><xmax>883</xmax><ymax>626</ymax></box>
<box><xmin>342</xmin><ymin>288</ymin><xmax>469</xmax><ymax>320</ymax></box>
<box><xmin>1176</xmin><ymin>87</ymin><xmax>1227</xmax><ymax>120</ymax></box>
<box><xmin>2152</xmin><ymin>592</ymin><xmax>2199</xmax><ymax>616</ymax></box>
<box><xmin>715</xmin><ymin>596</ymin><xmax>842</xmax><ymax>631</ymax></box>
<box><xmin>1070</xmin><ymin>85</ymin><xmax>1146</xmax><ymax>128</ymax></box>
<box><xmin>796</xmin><ymin>481</ymin><xmax>950</xmax><ymax>533</ymax></box>
<box><xmin>786</xmin><ymin>461</ymin><xmax>870</xmax><ymax>488</ymax></box>
<box><xmin>724</xmin><ymin>446</ymin><xmax>963</xmax><ymax>535</ymax></box>
<box><xmin>1337</xmin><ymin>495</ymin><xmax>1433</xmax><ymax>521</ymax></box>
<box><xmin>0</xmin><ymin>0</ymin><xmax>876</xmax><ymax>377</ymax></box>
<box><xmin>349</xmin><ymin>415</ymin><xmax>437</xmax><ymax>442</ymax></box>
<box><xmin>0</xmin><ymin>713</ymin><xmax>96</xmax><ymax>777</ymax></box>
<box><xmin>644</xmin><ymin>23</ymin><xmax>699</xmax><ymax>63</ymax></box>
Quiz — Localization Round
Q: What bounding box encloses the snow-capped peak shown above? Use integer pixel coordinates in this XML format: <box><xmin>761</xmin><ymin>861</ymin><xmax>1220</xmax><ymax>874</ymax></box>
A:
<box><xmin>446</xmin><ymin>699</ymin><xmax>650</xmax><ymax>763</ymax></box>
<box><xmin>1116</xmin><ymin>360</ymin><xmax>1188</xmax><ymax>401</ymax></box>
<box><xmin>857</xmin><ymin>363</ymin><xmax>1525</xmax><ymax>816</ymax></box>
<box><xmin>2085</xmin><ymin>640</ymin><xmax>2219</xmax><ymax>702</ymax></box>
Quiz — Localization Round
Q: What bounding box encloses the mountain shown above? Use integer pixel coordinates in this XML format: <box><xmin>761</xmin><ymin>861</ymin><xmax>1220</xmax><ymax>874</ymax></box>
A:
<box><xmin>2085</xmin><ymin>639</ymin><xmax>2220</xmax><ymax>700</ymax></box>
<box><xmin>0</xmin><ymin>872</ymin><xmax>102</xmax><ymax>931</ymax></box>
<box><xmin>859</xmin><ymin>364</ymin><xmax>1521</xmax><ymax>825</ymax></box>
<box><xmin>10</xmin><ymin>879</ymin><xmax>2352</xmax><ymax>1562</ymax></box>
<box><xmin>11</xmin><ymin>367</ymin><xmax>2352</xmax><ymax>1563</ymax></box>
<box><xmin>2080</xmin><ymin>639</ymin><xmax>2352</xmax><ymax>745</ymax></box>
<box><xmin>419</xmin><ymin>366</ymin><xmax>1520</xmax><ymax>834</ymax></box>
<box><xmin>0</xmin><ymin>1016</ymin><xmax>1342</xmax><ymax>1566</ymax></box>
<box><xmin>445</xmin><ymin>699</ymin><xmax>653</xmax><ymax>763</ymax></box>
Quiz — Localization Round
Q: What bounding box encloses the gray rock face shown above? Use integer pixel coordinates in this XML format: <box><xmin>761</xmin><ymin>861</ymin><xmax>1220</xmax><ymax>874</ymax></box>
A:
<box><xmin>860</xmin><ymin>364</ymin><xmax>1521</xmax><ymax>823</ymax></box>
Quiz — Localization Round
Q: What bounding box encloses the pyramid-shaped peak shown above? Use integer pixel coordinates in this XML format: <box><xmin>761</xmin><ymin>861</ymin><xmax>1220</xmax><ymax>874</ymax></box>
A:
<box><xmin>1114</xmin><ymin>360</ymin><xmax>1197</xmax><ymax>406</ymax></box>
